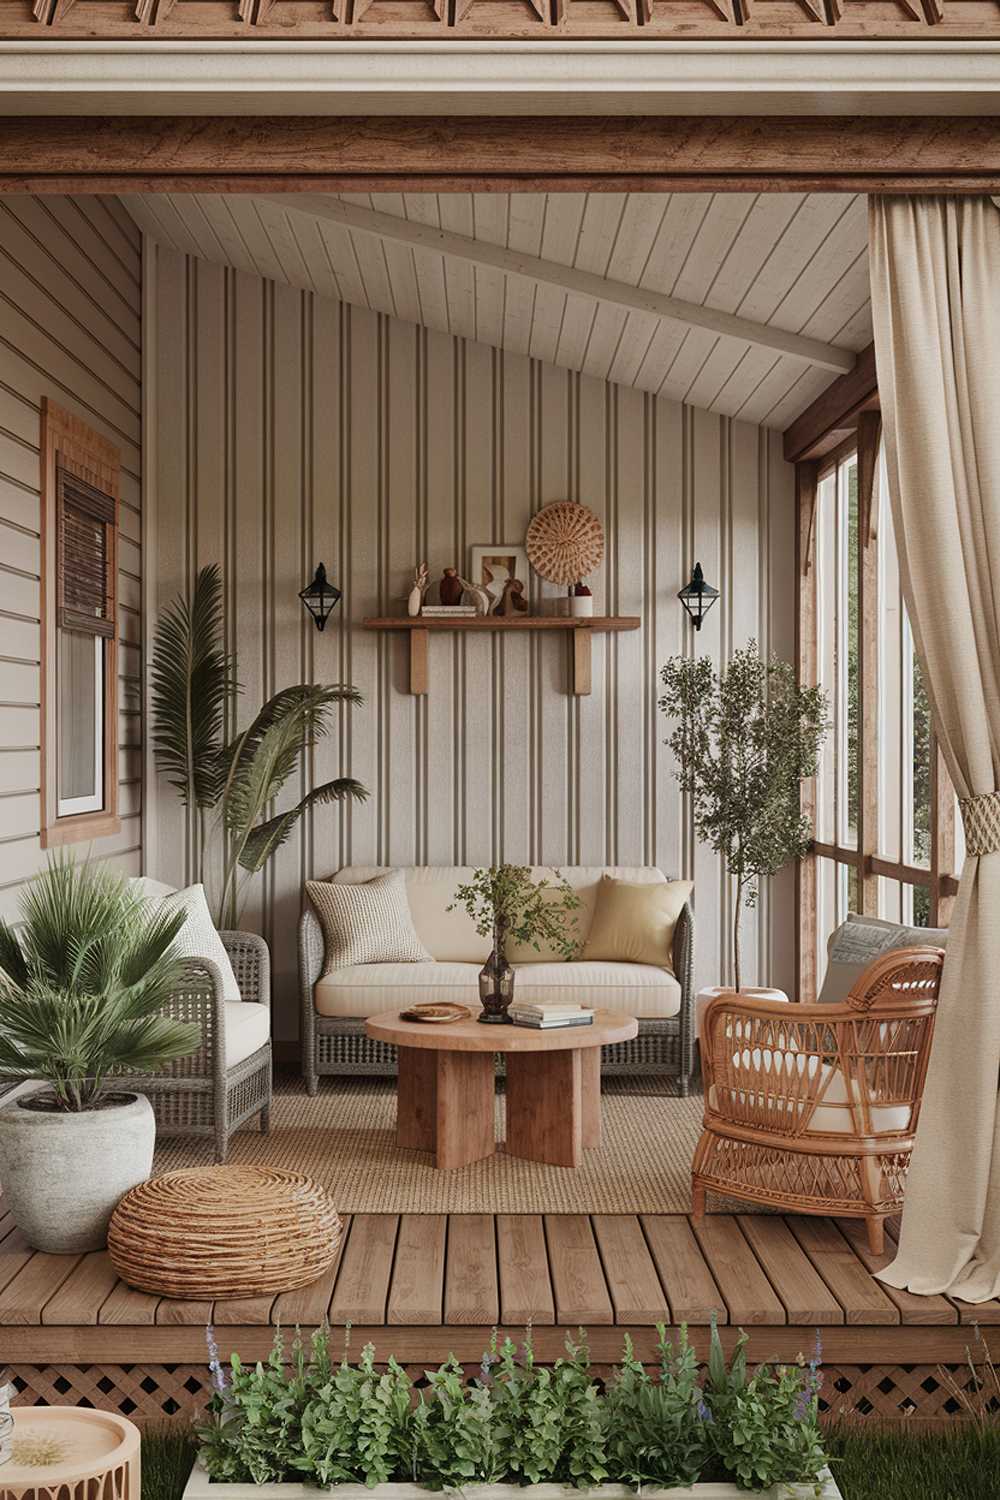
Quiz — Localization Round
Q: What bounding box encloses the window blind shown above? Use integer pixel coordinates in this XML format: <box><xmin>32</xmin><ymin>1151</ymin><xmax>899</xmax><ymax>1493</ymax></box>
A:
<box><xmin>56</xmin><ymin>463</ymin><xmax>116</xmax><ymax>638</ymax></box>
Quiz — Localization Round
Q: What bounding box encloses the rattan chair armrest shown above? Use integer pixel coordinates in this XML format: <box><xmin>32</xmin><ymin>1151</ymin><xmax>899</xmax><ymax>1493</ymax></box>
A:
<box><xmin>299</xmin><ymin>908</ymin><xmax>325</xmax><ymax>990</ymax></box>
<box><xmin>158</xmin><ymin>959</ymin><xmax>229</xmax><ymax>1078</ymax></box>
<box><xmin>219</xmin><ymin>930</ymin><xmax>271</xmax><ymax>1011</ymax></box>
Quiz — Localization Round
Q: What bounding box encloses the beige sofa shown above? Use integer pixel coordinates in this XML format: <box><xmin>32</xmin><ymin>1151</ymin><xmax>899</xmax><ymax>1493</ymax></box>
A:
<box><xmin>299</xmin><ymin>865</ymin><xmax>694</xmax><ymax>1096</ymax></box>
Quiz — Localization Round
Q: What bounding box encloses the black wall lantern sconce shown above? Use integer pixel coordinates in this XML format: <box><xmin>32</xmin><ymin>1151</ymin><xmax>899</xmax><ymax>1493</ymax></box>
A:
<box><xmin>678</xmin><ymin>562</ymin><xmax>719</xmax><ymax>631</ymax></box>
<box><xmin>299</xmin><ymin>563</ymin><xmax>342</xmax><ymax>631</ymax></box>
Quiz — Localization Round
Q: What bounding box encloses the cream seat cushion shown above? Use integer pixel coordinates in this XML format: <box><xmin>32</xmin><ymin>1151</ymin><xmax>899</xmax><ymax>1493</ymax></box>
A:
<box><xmin>313</xmin><ymin>959</ymin><xmax>681</xmax><ymax>1020</ymax></box>
<box><xmin>709</xmin><ymin>1053</ymin><xmax>911</xmax><ymax>1134</ymax></box>
<box><xmin>223</xmin><ymin>1001</ymin><xmax>271</xmax><ymax>1068</ymax></box>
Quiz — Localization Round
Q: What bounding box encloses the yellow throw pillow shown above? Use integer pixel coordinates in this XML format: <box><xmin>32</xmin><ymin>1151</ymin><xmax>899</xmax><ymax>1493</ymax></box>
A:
<box><xmin>581</xmin><ymin>875</ymin><xmax>692</xmax><ymax>972</ymax></box>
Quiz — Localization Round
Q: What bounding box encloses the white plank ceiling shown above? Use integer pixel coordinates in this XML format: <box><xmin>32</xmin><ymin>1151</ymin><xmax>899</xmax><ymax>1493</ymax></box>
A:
<box><xmin>123</xmin><ymin>191</ymin><xmax>870</xmax><ymax>429</ymax></box>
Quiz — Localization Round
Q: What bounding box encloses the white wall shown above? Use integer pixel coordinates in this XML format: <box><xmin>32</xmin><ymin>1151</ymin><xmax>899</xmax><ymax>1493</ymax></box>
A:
<box><xmin>148</xmin><ymin>243</ymin><xmax>797</xmax><ymax>1040</ymax></box>
<box><xmin>0</xmin><ymin>197</ymin><xmax>143</xmax><ymax>922</ymax></box>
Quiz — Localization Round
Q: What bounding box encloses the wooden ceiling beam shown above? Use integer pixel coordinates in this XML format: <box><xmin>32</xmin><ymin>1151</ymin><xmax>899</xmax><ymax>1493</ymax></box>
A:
<box><xmin>265</xmin><ymin>192</ymin><xmax>855</xmax><ymax>375</ymax></box>
<box><xmin>783</xmin><ymin>342</ymin><xmax>879</xmax><ymax>462</ymax></box>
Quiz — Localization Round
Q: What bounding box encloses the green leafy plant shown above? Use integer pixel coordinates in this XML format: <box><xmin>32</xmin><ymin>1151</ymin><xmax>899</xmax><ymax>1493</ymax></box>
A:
<box><xmin>198</xmin><ymin>1323</ymin><xmax>829</xmax><ymax>1493</ymax></box>
<box><xmin>604</xmin><ymin>1328</ymin><xmax>710</xmax><ymax>1489</ymax></box>
<box><xmin>151</xmin><ymin>564</ymin><xmax>369</xmax><ymax>927</ymax></box>
<box><xmin>0</xmin><ymin>856</ymin><xmax>199</xmax><ymax>1111</ymax></box>
<box><xmin>659</xmin><ymin>640</ymin><xmax>829</xmax><ymax>991</ymax></box>
<box><xmin>447</xmin><ymin>865</ymin><xmax>581</xmax><ymax>960</ymax></box>
<box><xmin>703</xmin><ymin>1316</ymin><xmax>828</xmax><ymax>1495</ymax></box>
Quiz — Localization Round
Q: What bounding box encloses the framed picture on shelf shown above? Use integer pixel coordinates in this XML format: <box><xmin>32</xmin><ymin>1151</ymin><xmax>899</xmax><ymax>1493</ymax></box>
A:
<box><xmin>468</xmin><ymin>544</ymin><xmax>530</xmax><ymax>614</ymax></box>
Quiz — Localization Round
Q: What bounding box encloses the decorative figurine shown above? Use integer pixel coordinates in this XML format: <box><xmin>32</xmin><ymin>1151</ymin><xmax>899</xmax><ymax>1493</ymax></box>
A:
<box><xmin>407</xmin><ymin>562</ymin><xmax>429</xmax><ymax>617</ymax></box>
<box><xmin>439</xmin><ymin>567</ymin><xmax>465</xmax><ymax>607</ymax></box>
<box><xmin>455</xmin><ymin>575</ymin><xmax>492</xmax><ymax>616</ymax></box>
<box><xmin>494</xmin><ymin>578</ymin><xmax>528</xmax><ymax>616</ymax></box>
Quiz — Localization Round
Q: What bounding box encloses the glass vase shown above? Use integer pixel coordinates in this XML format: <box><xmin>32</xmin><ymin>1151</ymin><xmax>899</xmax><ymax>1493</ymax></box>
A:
<box><xmin>478</xmin><ymin>946</ymin><xmax>515</xmax><ymax>1024</ymax></box>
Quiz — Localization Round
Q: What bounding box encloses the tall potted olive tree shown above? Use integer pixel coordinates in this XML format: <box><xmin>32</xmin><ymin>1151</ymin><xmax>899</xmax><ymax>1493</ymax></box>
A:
<box><xmin>659</xmin><ymin>642</ymin><xmax>828</xmax><ymax>993</ymax></box>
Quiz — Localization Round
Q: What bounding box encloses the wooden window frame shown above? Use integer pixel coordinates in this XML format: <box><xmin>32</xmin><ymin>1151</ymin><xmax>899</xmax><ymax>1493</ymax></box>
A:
<box><xmin>40</xmin><ymin>398</ymin><xmax>122</xmax><ymax>849</ymax></box>
<box><xmin>789</xmin><ymin>351</ymin><xmax>958</xmax><ymax>999</ymax></box>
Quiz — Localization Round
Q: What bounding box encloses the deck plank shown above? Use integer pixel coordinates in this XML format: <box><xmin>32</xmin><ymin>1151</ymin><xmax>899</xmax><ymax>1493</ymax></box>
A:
<box><xmin>42</xmin><ymin>1252</ymin><xmax>120</xmax><ymax>1326</ymax></box>
<box><xmin>837</xmin><ymin>1219</ymin><xmax>956</xmax><ymax>1326</ymax></box>
<box><xmin>0</xmin><ymin>1251</ymin><xmax>82</xmax><ymax>1326</ymax></box>
<box><xmin>544</xmin><ymin>1215</ymin><xmax>613</xmax><ymax>1326</ymax></box>
<box><xmin>214</xmin><ymin>1291</ymin><xmax>277</xmax><ymax>1326</ymax></box>
<box><xmin>388</xmin><ymin>1215</ymin><xmax>446</xmax><ymax>1326</ymax></box>
<box><xmin>592</xmin><ymin>1216</ymin><xmax>669</xmax><ymax>1325</ymax></box>
<box><xmin>690</xmin><ymin>1217</ymin><xmax>786</xmax><ymax>1325</ymax></box>
<box><xmin>444</xmin><ymin>1214</ymin><xmax>499</xmax><ymax>1326</ymax></box>
<box><xmin>155</xmin><ymin>1295</ymin><xmax>215</xmax><ymax>1326</ymax></box>
<box><xmin>497</xmin><ymin>1215</ymin><xmax>555</xmax><ymax>1327</ymax></box>
<box><xmin>329</xmin><ymin>1214</ymin><xmax>399</xmax><ymax>1326</ymax></box>
<box><xmin>0</xmin><ymin>1227</ymin><xmax>35</xmax><ymax>1300</ymax></box>
<box><xmin>738</xmin><ymin>1217</ymin><xmax>844</xmax><ymax>1325</ymax></box>
<box><xmin>640</xmin><ymin>1216</ymin><xmax>723</xmax><ymax>1324</ymax></box>
<box><xmin>787</xmin><ymin>1217</ymin><xmax>899</xmax><ymax>1326</ymax></box>
<box><xmin>99</xmin><ymin>1279</ymin><xmax>161</xmax><ymax>1325</ymax></box>
<box><xmin>271</xmin><ymin>1214</ymin><xmax>352</xmax><ymax>1328</ymax></box>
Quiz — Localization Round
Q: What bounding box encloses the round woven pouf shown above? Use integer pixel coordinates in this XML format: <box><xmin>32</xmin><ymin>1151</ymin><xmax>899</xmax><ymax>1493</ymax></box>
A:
<box><xmin>107</xmin><ymin>1165</ymin><xmax>342</xmax><ymax>1299</ymax></box>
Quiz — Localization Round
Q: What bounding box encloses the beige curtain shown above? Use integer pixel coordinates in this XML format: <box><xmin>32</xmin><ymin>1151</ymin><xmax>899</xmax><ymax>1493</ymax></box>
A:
<box><xmin>869</xmin><ymin>195</ymin><xmax>1000</xmax><ymax>1301</ymax></box>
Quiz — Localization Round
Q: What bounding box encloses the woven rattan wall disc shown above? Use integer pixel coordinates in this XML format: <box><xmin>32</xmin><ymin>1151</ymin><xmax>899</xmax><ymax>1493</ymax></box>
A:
<box><xmin>107</xmin><ymin>1166</ymin><xmax>342</xmax><ymax>1299</ymax></box>
<box><xmin>525</xmin><ymin>501</ymin><xmax>605</xmax><ymax>585</ymax></box>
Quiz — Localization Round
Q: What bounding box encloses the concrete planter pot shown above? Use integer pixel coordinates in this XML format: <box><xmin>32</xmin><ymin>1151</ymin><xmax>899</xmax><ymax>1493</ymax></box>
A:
<box><xmin>183</xmin><ymin>1469</ymin><xmax>843</xmax><ymax>1499</ymax></box>
<box><xmin>0</xmin><ymin>1091</ymin><xmax>155</xmax><ymax>1252</ymax></box>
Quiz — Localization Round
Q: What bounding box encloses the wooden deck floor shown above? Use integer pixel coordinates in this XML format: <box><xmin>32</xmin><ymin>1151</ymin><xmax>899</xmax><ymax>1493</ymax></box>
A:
<box><xmin>1</xmin><ymin>1210</ymin><xmax>998</xmax><ymax>1372</ymax></box>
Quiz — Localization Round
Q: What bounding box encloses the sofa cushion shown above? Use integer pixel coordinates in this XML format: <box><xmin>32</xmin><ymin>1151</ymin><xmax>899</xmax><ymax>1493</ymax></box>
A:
<box><xmin>313</xmin><ymin>959</ymin><xmax>681</xmax><ymax>1020</ymax></box>
<box><xmin>307</xmin><ymin>871</ymin><xmax>433</xmax><ymax>974</ymax></box>
<box><xmin>223</xmin><ymin>1001</ymin><xmax>271</xmax><ymax>1069</ymax></box>
<box><xmin>141</xmin><ymin>883</ymin><xmax>242</xmax><ymax>1004</ymax></box>
<box><xmin>582</xmin><ymin>875</ymin><xmax>692</xmax><ymax>972</ymax></box>
<box><xmin>329</xmin><ymin>865</ymin><xmax>672</xmax><ymax>964</ymax></box>
<box><xmin>818</xmin><ymin>912</ymin><xmax>948</xmax><ymax>1005</ymax></box>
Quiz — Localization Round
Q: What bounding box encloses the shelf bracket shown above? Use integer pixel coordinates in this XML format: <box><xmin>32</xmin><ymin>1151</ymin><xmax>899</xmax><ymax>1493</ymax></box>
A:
<box><xmin>410</xmin><ymin>627</ymin><xmax>429</xmax><ymax>695</ymax></box>
<box><xmin>572</xmin><ymin>627</ymin><xmax>592</xmax><ymax>696</ymax></box>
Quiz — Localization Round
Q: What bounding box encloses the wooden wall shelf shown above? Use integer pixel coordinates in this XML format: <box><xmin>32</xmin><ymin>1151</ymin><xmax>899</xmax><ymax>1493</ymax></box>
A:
<box><xmin>362</xmin><ymin>615</ymin><xmax>640</xmax><ymax>696</ymax></box>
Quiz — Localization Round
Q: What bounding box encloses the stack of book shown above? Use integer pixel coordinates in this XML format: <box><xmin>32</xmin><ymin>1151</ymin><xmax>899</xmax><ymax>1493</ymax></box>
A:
<box><xmin>508</xmin><ymin>1001</ymin><xmax>594</xmax><ymax>1030</ymax></box>
<box><xmin>421</xmin><ymin>605</ymin><xmax>478</xmax><ymax>617</ymax></box>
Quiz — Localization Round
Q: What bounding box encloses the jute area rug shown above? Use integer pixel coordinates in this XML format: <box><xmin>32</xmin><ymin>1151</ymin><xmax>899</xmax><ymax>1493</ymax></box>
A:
<box><xmin>154</xmin><ymin>1077</ymin><xmax>744</xmax><ymax>1216</ymax></box>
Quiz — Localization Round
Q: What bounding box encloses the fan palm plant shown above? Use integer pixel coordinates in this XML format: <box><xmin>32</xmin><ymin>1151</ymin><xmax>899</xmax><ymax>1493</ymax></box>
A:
<box><xmin>151</xmin><ymin>564</ymin><xmax>368</xmax><ymax>928</ymax></box>
<box><xmin>0</xmin><ymin>856</ymin><xmax>200</xmax><ymax>1111</ymax></box>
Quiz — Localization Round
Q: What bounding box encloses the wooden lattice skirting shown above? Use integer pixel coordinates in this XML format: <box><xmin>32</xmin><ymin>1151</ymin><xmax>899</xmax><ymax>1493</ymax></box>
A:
<box><xmin>5</xmin><ymin>1361</ymin><xmax>991</xmax><ymax>1426</ymax></box>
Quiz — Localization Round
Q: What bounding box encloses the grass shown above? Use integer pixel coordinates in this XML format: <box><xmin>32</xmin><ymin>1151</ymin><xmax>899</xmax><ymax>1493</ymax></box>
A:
<box><xmin>142</xmin><ymin>1426</ymin><xmax>197</xmax><ymax>1498</ymax></box>
<box><xmin>140</xmin><ymin>1422</ymin><xmax>1000</xmax><ymax>1499</ymax></box>
<box><xmin>828</xmin><ymin>1423</ymin><xmax>1000</xmax><ymax>1500</ymax></box>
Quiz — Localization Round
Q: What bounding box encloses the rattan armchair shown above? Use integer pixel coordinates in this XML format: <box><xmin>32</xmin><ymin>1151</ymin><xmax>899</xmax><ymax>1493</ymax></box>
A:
<box><xmin>692</xmin><ymin>945</ymin><xmax>944</xmax><ymax>1254</ymax></box>
<box><xmin>118</xmin><ymin>931</ymin><xmax>272</xmax><ymax>1164</ymax></box>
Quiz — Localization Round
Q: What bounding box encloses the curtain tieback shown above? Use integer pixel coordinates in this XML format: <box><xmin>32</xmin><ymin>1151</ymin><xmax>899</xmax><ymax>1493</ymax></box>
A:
<box><xmin>959</xmin><ymin>792</ymin><xmax>1000</xmax><ymax>855</ymax></box>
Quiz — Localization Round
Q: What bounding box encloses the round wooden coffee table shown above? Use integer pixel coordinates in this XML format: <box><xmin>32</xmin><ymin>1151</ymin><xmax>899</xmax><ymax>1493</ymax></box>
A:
<box><xmin>366</xmin><ymin>1009</ymin><xmax>638</xmax><ymax>1170</ymax></box>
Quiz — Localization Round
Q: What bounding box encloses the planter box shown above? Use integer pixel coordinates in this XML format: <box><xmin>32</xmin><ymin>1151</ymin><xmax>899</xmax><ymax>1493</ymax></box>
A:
<box><xmin>183</xmin><ymin>1465</ymin><xmax>843</xmax><ymax>1499</ymax></box>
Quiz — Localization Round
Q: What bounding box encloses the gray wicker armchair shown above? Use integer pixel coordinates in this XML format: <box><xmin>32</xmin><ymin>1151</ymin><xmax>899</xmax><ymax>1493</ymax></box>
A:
<box><xmin>118</xmin><ymin>931</ymin><xmax>272</xmax><ymax>1163</ymax></box>
<box><xmin>299</xmin><ymin>901</ymin><xmax>695</xmax><ymax>1096</ymax></box>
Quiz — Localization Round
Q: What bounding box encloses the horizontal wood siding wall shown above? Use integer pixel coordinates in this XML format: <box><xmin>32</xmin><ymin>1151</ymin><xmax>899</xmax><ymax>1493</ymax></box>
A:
<box><xmin>0</xmin><ymin>196</ymin><xmax>142</xmax><ymax>920</ymax></box>
<box><xmin>150</xmin><ymin>244</ymin><xmax>796</xmax><ymax>1040</ymax></box>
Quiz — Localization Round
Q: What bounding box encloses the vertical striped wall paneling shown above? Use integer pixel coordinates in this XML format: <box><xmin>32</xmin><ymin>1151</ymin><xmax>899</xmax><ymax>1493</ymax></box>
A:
<box><xmin>149</xmin><ymin>245</ymin><xmax>797</xmax><ymax>1040</ymax></box>
<box><xmin>0</xmin><ymin>196</ymin><xmax>143</xmax><ymax>921</ymax></box>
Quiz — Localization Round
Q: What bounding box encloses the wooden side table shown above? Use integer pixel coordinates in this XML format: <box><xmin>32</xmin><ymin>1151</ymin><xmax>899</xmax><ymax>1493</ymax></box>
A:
<box><xmin>366</xmin><ymin>1009</ymin><xmax>638</xmax><ymax>1170</ymax></box>
<box><xmin>1</xmin><ymin>1408</ymin><xmax>140</xmax><ymax>1499</ymax></box>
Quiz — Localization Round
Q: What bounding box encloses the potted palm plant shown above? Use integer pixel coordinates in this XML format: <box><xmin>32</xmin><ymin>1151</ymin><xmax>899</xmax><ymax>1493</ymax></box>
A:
<box><xmin>151</xmin><ymin>564</ymin><xmax>369</xmax><ymax>928</ymax></box>
<box><xmin>448</xmin><ymin>866</ymin><xmax>581</xmax><ymax>1023</ymax></box>
<box><xmin>0</xmin><ymin>857</ymin><xmax>200</xmax><ymax>1253</ymax></box>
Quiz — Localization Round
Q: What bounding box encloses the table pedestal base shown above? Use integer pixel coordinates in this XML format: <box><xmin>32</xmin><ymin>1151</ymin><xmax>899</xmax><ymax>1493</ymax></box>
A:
<box><xmin>396</xmin><ymin>1041</ymin><xmax>602</xmax><ymax>1169</ymax></box>
<box><xmin>397</xmin><ymin>1046</ymin><xmax>495</xmax><ymax>1169</ymax></box>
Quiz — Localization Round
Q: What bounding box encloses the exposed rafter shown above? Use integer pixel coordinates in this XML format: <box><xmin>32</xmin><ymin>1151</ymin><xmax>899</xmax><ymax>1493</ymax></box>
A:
<box><xmin>265</xmin><ymin>194</ymin><xmax>856</xmax><ymax>377</ymax></box>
